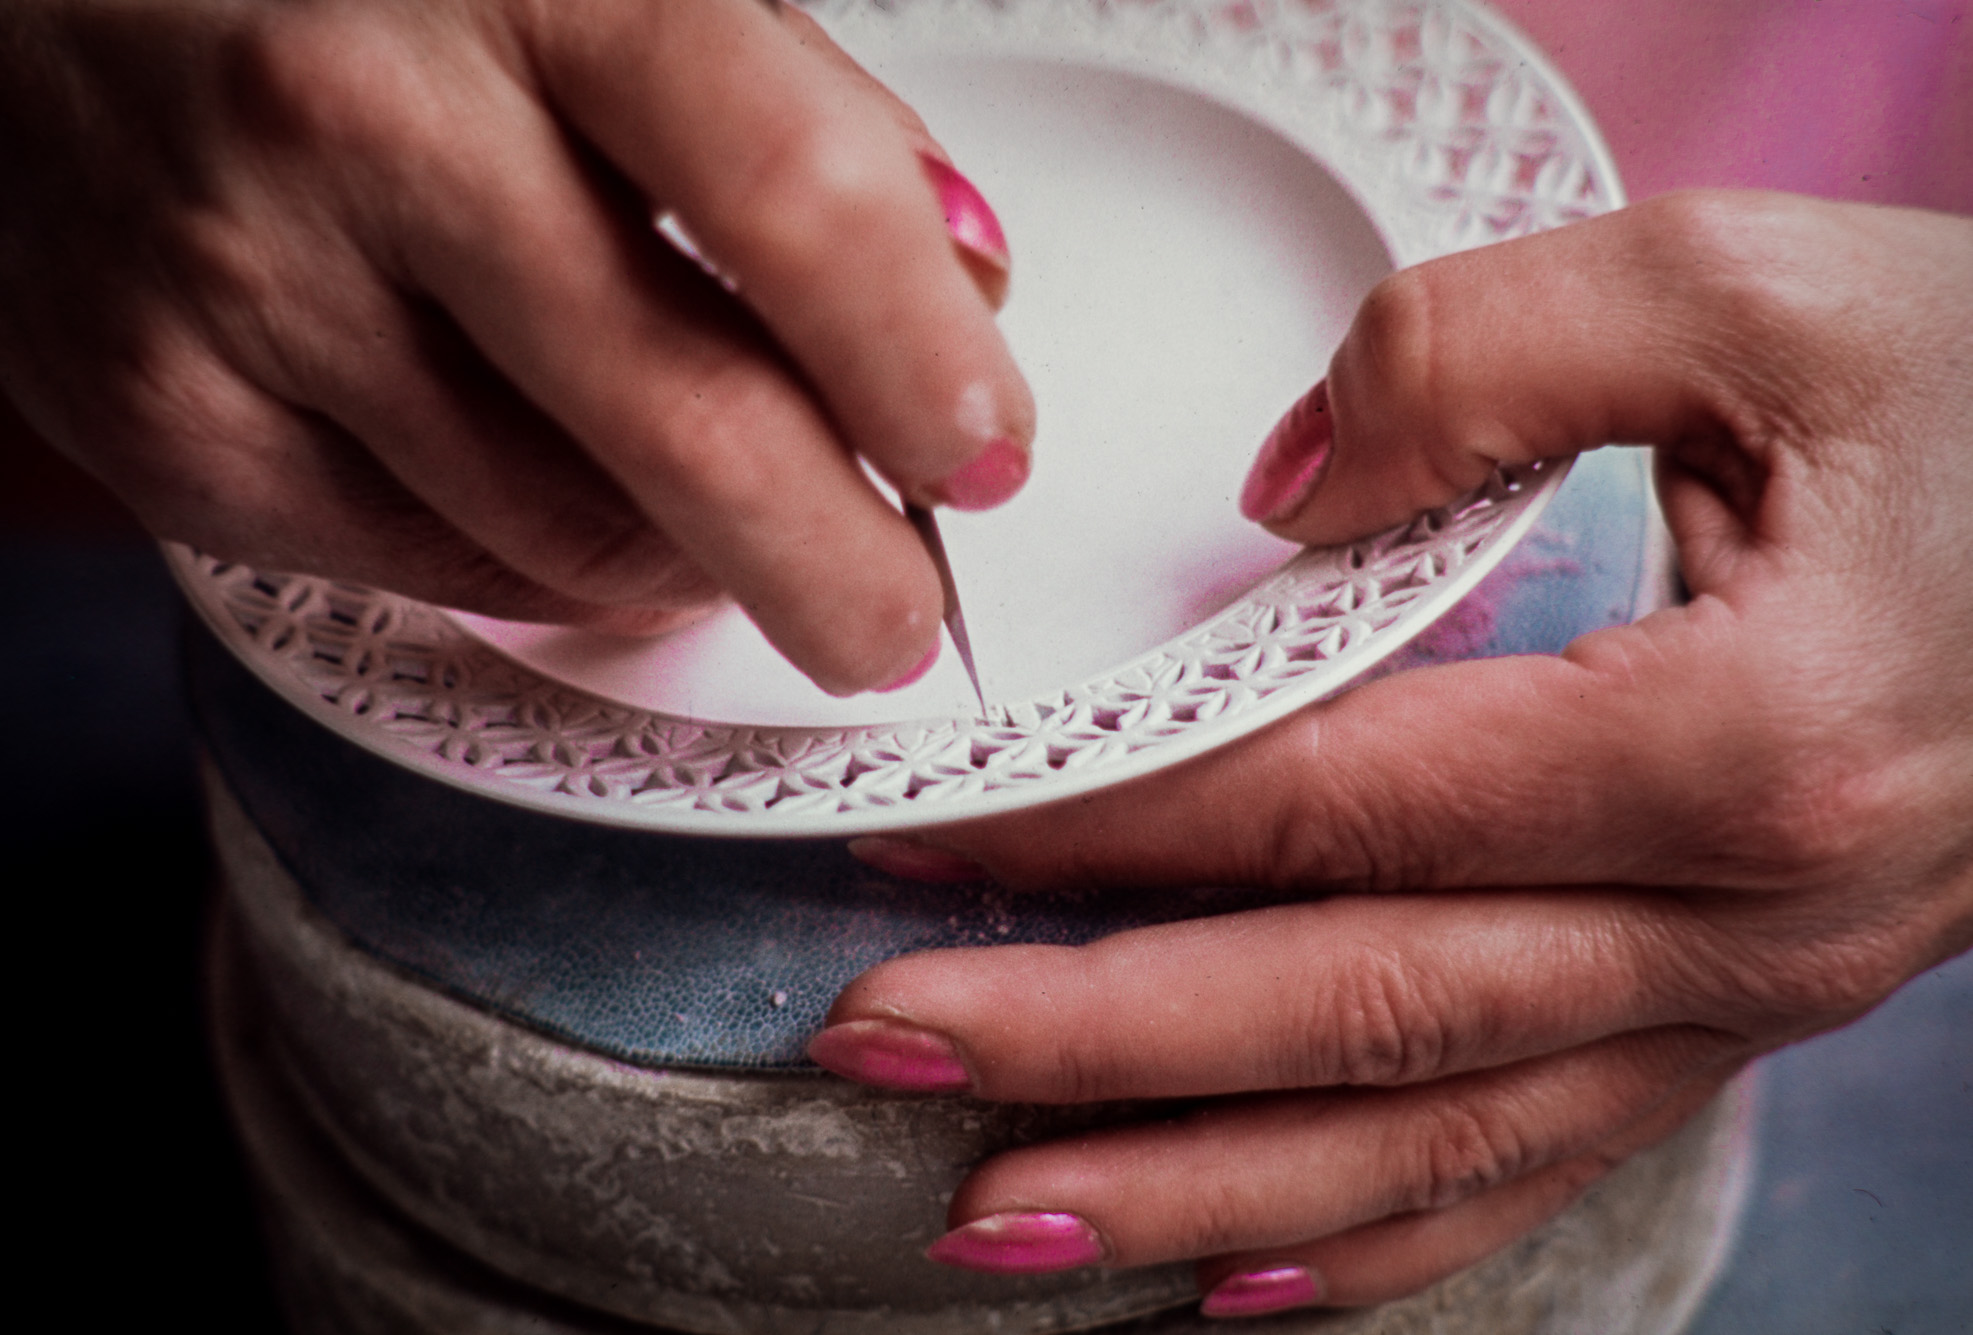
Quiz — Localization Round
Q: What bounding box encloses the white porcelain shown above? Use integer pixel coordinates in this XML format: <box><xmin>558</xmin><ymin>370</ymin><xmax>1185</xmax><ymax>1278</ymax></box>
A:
<box><xmin>169</xmin><ymin>0</ymin><xmax>1622</xmax><ymax>836</ymax></box>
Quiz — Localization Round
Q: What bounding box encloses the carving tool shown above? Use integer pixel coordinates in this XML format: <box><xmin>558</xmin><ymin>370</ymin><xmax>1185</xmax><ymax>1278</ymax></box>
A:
<box><xmin>903</xmin><ymin>503</ymin><xmax>986</xmax><ymax>715</ymax></box>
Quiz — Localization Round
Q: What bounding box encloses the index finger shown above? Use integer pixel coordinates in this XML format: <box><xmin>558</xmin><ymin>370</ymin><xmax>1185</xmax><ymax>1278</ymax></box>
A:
<box><xmin>875</xmin><ymin>602</ymin><xmax>1764</xmax><ymax>897</ymax></box>
<box><xmin>527</xmin><ymin>0</ymin><xmax>1035</xmax><ymax>507</ymax></box>
<box><xmin>809</xmin><ymin>889</ymin><xmax>1730</xmax><ymax>1103</ymax></box>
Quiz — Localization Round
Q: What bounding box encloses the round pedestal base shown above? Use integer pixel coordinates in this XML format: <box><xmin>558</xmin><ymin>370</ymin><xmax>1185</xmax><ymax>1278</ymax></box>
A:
<box><xmin>207</xmin><ymin>763</ymin><xmax>1754</xmax><ymax>1334</ymax></box>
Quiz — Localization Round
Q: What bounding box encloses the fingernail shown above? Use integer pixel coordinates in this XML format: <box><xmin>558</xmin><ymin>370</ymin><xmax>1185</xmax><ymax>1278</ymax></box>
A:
<box><xmin>876</xmin><ymin>644</ymin><xmax>940</xmax><ymax>693</ymax></box>
<box><xmin>848</xmin><ymin>836</ymin><xmax>989</xmax><ymax>883</ymax></box>
<box><xmin>807</xmin><ymin>1018</ymin><xmax>973</xmax><ymax>1092</ymax></box>
<box><xmin>920</xmin><ymin>154</ymin><xmax>1010</xmax><ymax>272</ymax></box>
<box><xmin>938</xmin><ymin>437</ymin><xmax>1030</xmax><ymax>511</ymax></box>
<box><xmin>1240</xmin><ymin>380</ymin><xmax>1333</xmax><ymax>523</ymax></box>
<box><xmin>926</xmin><ymin>1212</ymin><xmax>1108</xmax><ymax>1274</ymax></box>
<box><xmin>1201</xmin><ymin>1264</ymin><xmax>1325</xmax><ymax>1318</ymax></box>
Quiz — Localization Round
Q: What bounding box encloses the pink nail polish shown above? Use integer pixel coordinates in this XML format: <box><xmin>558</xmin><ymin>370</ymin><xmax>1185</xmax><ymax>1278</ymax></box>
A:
<box><xmin>876</xmin><ymin>644</ymin><xmax>940</xmax><ymax>693</ymax></box>
<box><xmin>1240</xmin><ymin>380</ymin><xmax>1334</xmax><ymax>523</ymax></box>
<box><xmin>920</xmin><ymin>154</ymin><xmax>1010</xmax><ymax>271</ymax></box>
<box><xmin>938</xmin><ymin>437</ymin><xmax>1030</xmax><ymax>511</ymax></box>
<box><xmin>925</xmin><ymin>1212</ymin><xmax>1108</xmax><ymax>1274</ymax></box>
<box><xmin>1201</xmin><ymin>1264</ymin><xmax>1324</xmax><ymax>1318</ymax></box>
<box><xmin>806</xmin><ymin>1018</ymin><xmax>972</xmax><ymax>1092</ymax></box>
<box><xmin>848</xmin><ymin>836</ymin><xmax>989</xmax><ymax>883</ymax></box>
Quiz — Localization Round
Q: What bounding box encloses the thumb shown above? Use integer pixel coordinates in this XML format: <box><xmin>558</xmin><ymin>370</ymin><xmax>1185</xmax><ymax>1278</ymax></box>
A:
<box><xmin>1241</xmin><ymin>191</ymin><xmax>1813</xmax><ymax>548</ymax></box>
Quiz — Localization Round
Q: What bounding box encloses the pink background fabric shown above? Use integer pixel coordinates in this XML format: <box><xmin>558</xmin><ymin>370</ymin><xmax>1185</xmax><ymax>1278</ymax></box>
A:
<box><xmin>1495</xmin><ymin>0</ymin><xmax>1970</xmax><ymax>212</ymax></box>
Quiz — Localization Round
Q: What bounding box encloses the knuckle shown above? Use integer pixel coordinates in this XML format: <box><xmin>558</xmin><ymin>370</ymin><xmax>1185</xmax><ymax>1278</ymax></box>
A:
<box><xmin>1160</xmin><ymin>1162</ymin><xmax>1260</xmax><ymax>1260</ymax></box>
<box><xmin>98</xmin><ymin>323</ymin><xmax>252</xmax><ymax>470</ymax></box>
<box><xmin>1747</xmin><ymin>779</ymin><xmax>1877</xmax><ymax>874</ymax></box>
<box><xmin>167</xmin><ymin>207</ymin><xmax>284</xmax><ymax>313</ymax></box>
<box><xmin>1006</xmin><ymin>946</ymin><xmax>1141</xmax><ymax>1102</ymax></box>
<box><xmin>158</xmin><ymin>205</ymin><xmax>357</xmax><ymax>397</ymax></box>
<box><xmin>224</xmin><ymin>13</ymin><xmax>357</xmax><ymax>143</ymax></box>
<box><xmin>1630</xmin><ymin>190</ymin><xmax>1753</xmax><ymax>260</ymax></box>
<box><xmin>1345</xmin><ymin>267</ymin><xmax>1437</xmax><ymax>405</ymax></box>
<box><xmin>1409</xmin><ymin>1099</ymin><xmax>1526</xmax><ymax>1211</ymax></box>
<box><xmin>1260</xmin><ymin>735</ymin><xmax>1440</xmax><ymax>892</ymax></box>
<box><xmin>1246</xmin><ymin>736</ymin><xmax>1333</xmax><ymax>884</ymax></box>
<box><xmin>1283</xmin><ymin>768</ymin><xmax>1463</xmax><ymax>893</ymax></box>
<box><xmin>1559</xmin><ymin>1149</ymin><xmax>1621</xmax><ymax>1194</ymax></box>
<box><xmin>642</xmin><ymin>358</ymin><xmax>785</xmax><ymax>496</ymax></box>
<box><xmin>1791</xmin><ymin>938</ymin><xmax>1911</xmax><ymax>1019</ymax></box>
<box><xmin>1699</xmin><ymin>926</ymin><xmax>1907</xmax><ymax>1028</ymax></box>
<box><xmin>1712</xmin><ymin>739</ymin><xmax>1899</xmax><ymax>881</ymax></box>
<box><xmin>954</xmin><ymin>946</ymin><xmax>1108</xmax><ymax>1099</ymax></box>
<box><xmin>1632</xmin><ymin>190</ymin><xmax>1804</xmax><ymax>278</ymax></box>
<box><xmin>1043</xmin><ymin>1035</ymin><xmax>1110</xmax><ymax>1105</ymax></box>
<box><xmin>1315</xmin><ymin>948</ymin><xmax>1449</xmax><ymax>1086</ymax></box>
<box><xmin>1627</xmin><ymin>191</ymin><xmax>1827</xmax><ymax>357</ymax></box>
<box><xmin>738</xmin><ymin>109</ymin><xmax>908</xmax><ymax>264</ymax></box>
<box><xmin>222</xmin><ymin>10</ymin><xmax>431</xmax><ymax>159</ymax></box>
<box><xmin>1340</xmin><ymin>264</ymin><xmax>1497</xmax><ymax>493</ymax></box>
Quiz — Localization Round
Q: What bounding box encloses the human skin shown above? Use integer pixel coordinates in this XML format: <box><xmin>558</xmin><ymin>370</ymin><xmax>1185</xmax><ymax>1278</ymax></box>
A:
<box><xmin>821</xmin><ymin>191</ymin><xmax>1973</xmax><ymax>1312</ymax></box>
<box><xmin>0</xmin><ymin>0</ymin><xmax>1032</xmax><ymax>695</ymax></box>
<box><xmin>5</xmin><ymin>0</ymin><xmax>1965</xmax><ymax>1315</ymax></box>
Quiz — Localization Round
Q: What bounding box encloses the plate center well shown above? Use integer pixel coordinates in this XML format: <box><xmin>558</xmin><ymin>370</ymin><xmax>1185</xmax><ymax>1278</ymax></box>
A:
<box><xmin>455</xmin><ymin>55</ymin><xmax>1392</xmax><ymax>726</ymax></box>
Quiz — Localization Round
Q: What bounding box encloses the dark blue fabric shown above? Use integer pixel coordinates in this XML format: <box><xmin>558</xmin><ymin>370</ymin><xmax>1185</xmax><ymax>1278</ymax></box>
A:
<box><xmin>192</xmin><ymin>449</ymin><xmax>1659</xmax><ymax>1070</ymax></box>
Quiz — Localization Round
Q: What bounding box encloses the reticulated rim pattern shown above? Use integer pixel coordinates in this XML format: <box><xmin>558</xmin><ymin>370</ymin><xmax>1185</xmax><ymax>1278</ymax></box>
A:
<box><xmin>168</xmin><ymin>0</ymin><xmax>1620</xmax><ymax>836</ymax></box>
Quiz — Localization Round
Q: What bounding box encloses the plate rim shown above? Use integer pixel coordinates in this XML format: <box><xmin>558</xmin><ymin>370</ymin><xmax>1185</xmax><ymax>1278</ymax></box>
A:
<box><xmin>168</xmin><ymin>0</ymin><xmax>1625</xmax><ymax>837</ymax></box>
